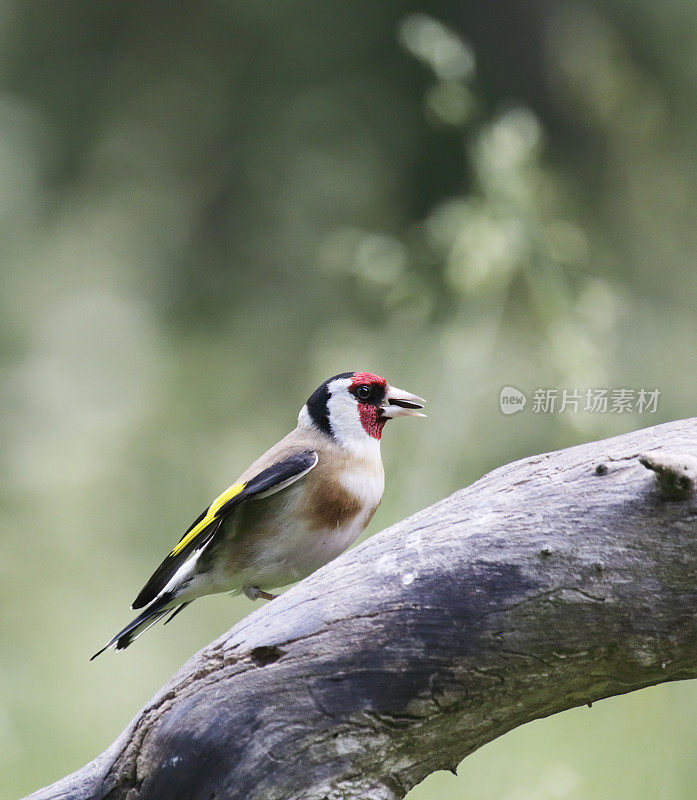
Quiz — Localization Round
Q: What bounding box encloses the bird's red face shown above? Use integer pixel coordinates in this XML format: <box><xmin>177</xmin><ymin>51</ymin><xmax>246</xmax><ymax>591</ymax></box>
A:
<box><xmin>302</xmin><ymin>371</ymin><xmax>425</xmax><ymax>449</ymax></box>
<box><xmin>347</xmin><ymin>372</ymin><xmax>389</xmax><ymax>439</ymax></box>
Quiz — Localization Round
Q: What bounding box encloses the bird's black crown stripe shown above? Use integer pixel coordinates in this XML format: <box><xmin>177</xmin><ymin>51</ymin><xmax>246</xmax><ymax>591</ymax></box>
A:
<box><xmin>305</xmin><ymin>372</ymin><xmax>354</xmax><ymax>436</ymax></box>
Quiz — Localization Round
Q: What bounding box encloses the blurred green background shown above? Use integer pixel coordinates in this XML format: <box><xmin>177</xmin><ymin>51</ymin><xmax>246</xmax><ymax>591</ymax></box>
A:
<box><xmin>1</xmin><ymin>1</ymin><xmax>697</xmax><ymax>798</ymax></box>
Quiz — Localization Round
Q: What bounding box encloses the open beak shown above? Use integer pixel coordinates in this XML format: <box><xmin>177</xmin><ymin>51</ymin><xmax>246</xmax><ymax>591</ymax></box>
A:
<box><xmin>380</xmin><ymin>385</ymin><xmax>427</xmax><ymax>419</ymax></box>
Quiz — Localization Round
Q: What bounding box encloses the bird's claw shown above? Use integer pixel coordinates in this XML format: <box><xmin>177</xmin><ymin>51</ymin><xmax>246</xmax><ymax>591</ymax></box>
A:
<box><xmin>243</xmin><ymin>586</ymin><xmax>278</xmax><ymax>602</ymax></box>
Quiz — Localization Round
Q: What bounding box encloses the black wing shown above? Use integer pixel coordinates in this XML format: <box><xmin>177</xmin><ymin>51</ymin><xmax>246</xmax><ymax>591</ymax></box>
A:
<box><xmin>131</xmin><ymin>450</ymin><xmax>318</xmax><ymax>609</ymax></box>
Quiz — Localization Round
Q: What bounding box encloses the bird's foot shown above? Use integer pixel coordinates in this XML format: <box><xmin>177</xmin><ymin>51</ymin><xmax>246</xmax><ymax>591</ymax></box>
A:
<box><xmin>243</xmin><ymin>585</ymin><xmax>278</xmax><ymax>602</ymax></box>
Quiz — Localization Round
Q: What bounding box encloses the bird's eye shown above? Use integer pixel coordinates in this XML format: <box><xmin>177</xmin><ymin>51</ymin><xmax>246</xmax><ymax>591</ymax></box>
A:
<box><xmin>355</xmin><ymin>385</ymin><xmax>371</xmax><ymax>401</ymax></box>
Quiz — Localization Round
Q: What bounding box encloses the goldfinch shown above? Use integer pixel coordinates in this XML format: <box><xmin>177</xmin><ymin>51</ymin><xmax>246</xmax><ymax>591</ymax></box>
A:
<box><xmin>92</xmin><ymin>371</ymin><xmax>425</xmax><ymax>658</ymax></box>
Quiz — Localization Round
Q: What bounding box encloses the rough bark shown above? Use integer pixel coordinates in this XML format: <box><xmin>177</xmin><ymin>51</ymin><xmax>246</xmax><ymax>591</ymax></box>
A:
<box><xmin>25</xmin><ymin>418</ymin><xmax>697</xmax><ymax>800</ymax></box>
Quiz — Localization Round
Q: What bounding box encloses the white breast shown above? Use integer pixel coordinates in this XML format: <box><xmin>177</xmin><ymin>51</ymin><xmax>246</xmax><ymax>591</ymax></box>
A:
<box><xmin>300</xmin><ymin>460</ymin><xmax>384</xmax><ymax>569</ymax></box>
<box><xmin>237</xmin><ymin>460</ymin><xmax>384</xmax><ymax>590</ymax></box>
<box><xmin>340</xmin><ymin>462</ymin><xmax>384</xmax><ymax>513</ymax></box>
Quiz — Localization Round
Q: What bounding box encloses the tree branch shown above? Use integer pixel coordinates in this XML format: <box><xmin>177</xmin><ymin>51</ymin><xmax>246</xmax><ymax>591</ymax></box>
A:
<box><xmin>25</xmin><ymin>418</ymin><xmax>697</xmax><ymax>800</ymax></box>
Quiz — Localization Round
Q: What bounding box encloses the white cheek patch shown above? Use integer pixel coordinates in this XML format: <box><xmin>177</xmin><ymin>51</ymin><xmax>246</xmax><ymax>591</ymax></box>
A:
<box><xmin>326</xmin><ymin>378</ymin><xmax>381</xmax><ymax>458</ymax></box>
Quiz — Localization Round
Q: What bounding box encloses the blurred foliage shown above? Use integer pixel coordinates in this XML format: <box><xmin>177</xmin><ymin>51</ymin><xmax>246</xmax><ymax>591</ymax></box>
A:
<box><xmin>1</xmin><ymin>1</ymin><xmax>697</xmax><ymax>799</ymax></box>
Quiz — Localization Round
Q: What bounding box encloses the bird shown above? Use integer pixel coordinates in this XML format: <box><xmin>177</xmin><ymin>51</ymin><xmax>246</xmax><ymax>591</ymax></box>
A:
<box><xmin>92</xmin><ymin>371</ymin><xmax>425</xmax><ymax>658</ymax></box>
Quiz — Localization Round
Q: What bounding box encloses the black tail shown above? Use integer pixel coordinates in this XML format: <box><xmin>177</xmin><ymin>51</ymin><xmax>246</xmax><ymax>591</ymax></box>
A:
<box><xmin>91</xmin><ymin>592</ymin><xmax>187</xmax><ymax>660</ymax></box>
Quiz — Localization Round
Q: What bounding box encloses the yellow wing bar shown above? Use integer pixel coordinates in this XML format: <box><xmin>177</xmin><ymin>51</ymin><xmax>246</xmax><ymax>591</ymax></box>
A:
<box><xmin>170</xmin><ymin>481</ymin><xmax>246</xmax><ymax>557</ymax></box>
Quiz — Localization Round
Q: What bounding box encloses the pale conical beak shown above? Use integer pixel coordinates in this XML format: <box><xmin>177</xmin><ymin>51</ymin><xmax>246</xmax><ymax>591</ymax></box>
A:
<box><xmin>380</xmin><ymin>385</ymin><xmax>427</xmax><ymax>419</ymax></box>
